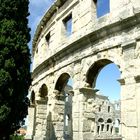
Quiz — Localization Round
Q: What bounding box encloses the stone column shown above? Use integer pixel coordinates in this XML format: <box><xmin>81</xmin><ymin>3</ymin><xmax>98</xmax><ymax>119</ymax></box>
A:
<box><xmin>75</xmin><ymin>87</ymin><xmax>98</xmax><ymax>140</ymax></box>
<box><xmin>120</xmin><ymin>77</ymin><xmax>138</xmax><ymax>140</ymax></box>
<box><xmin>72</xmin><ymin>89</ymin><xmax>80</xmax><ymax>140</ymax></box>
<box><xmin>121</xmin><ymin>41</ymin><xmax>138</xmax><ymax>140</ymax></box>
<box><xmin>34</xmin><ymin>96</ymin><xmax>48</xmax><ymax>140</ymax></box>
<box><xmin>26</xmin><ymin>105</ymin><xmax>36</xmax><ymax>140</ymax></box>
<box><xmin>51</xmin><ymin>90</ymin><xmax>65</xmax><ymax>140</ymax></box>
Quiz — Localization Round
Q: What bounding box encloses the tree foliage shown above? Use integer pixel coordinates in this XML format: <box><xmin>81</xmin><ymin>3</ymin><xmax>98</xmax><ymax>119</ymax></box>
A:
<box><xmin>0</xmin><ymin>0</ymin><xmax>31</xmax><ymax>138</ymax></box>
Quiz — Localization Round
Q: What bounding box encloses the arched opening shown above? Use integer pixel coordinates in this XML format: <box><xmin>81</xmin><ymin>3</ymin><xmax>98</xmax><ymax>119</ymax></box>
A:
<box><xmin>39</xmin><ymin>84</ymin><xmax>48</xmax><ymax>99</ymax></box>
<box><xmin>55</xmin><ymin>73</ymin><xmax>73</xmax><ymax>139</ymax></box>
<box><xmin>97</xmin><ymin>118</ymin><xmax>104</xmax><ymax>134</ymax></box>
<box><xmin>55</xmin><ymin>73</ymin><xmax>70</xmax><ymax>92</ymax></box>
<box><xmin>86</xmin><ymin>59</ymin><xmax>121</xmax><ymax>138</ymax></box>
<box><xmin>86</xmin><ymin>59</ymin><xmax>111</xmax><ymax>88</ymax></box>
<box><xmin>95</xmin><ymin>63</ymin><xmax>121</xmax><ymax>101</ymax></box>
<box><xmin>98</xmin><ymin>118</ymin><xmax>104</xmax><ymax>123</ymax></box>
<box><xmin>107</xmin><ymin>118</ymin><xmax>112</xmax><ymax>123</ymax></box>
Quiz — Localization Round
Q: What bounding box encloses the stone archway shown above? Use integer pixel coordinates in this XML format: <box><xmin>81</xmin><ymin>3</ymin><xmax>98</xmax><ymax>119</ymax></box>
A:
<box><xmin>53</xmin><ymin>73</ymin><xmax>73</xmax><ymax>140</ymax></box>
<box><xmin>86</xmin><ymin>59</ymin><xmax>117</xmax><ymax>88</ymax></box>
<box><xmin>55</xmin><ymin>73</ymin><xmax>70</xmax><ymax>94</ymax></box>
<box><xmin>30</xmin><ymin>0</ymin><xmax>140</xmax><ymax>139</ymax></box>
<box><xmin>77</xmin><ymin>59</ymin><xmax>121</xmax><ymax>139</ymax></box>
<box><xmin>39</xmin><ymin>84</ymin><xmax>48</xmax><ymax>99</ymax></box>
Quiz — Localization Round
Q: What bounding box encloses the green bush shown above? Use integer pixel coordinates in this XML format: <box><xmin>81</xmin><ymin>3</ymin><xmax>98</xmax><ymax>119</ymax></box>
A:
<box><xmin>10</xmin><ymin>135</ymin><xmax>24</xmax><ymax>140</ymax></box>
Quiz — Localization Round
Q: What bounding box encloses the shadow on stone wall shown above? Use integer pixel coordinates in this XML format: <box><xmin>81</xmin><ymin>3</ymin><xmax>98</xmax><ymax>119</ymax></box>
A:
<box><xmin>46</xmin><ymin>112</ymin><xmax>56</xmax><ymax>140</ymax></box>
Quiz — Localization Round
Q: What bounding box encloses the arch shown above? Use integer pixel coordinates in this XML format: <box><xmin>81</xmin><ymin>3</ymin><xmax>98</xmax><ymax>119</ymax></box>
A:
<box><xmin>31</xmin><ymin>91</ymin><xmax>35</xmax><ymax>105</ymax></box>
<box><xmin>86</xmin><ymin>59</ymin><xmax>112</xmax><ymax>87</ymax></box>
<box><xmin>98</xmin><ymin>118</ymin><xmax>104</xmax><ymax>123</ymax></box>
<box><xmin>107</xmin><ymin>118</ymin><xmax>112</xmax><ymax>123</ymax></box>
<box><xmin>55</xmin><ymin>73</ymin><xmax>70</xmax><ymax>92</ymax></box>
<box><xmin>39</xmin><ymin>84</ymin><xmax>48</xmax><ymax>98</ymax></box>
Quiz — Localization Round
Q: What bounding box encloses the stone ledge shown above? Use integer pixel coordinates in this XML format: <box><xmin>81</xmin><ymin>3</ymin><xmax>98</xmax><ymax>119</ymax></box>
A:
<box><xmin>32</xmin><ymin>13</ymin><xmax>140</xmax><ymax>79</ymax></box>
<box><xmin>79</xmin><ymin>87</ymin><xmax>99</xmax><ymax>95</ymax></box>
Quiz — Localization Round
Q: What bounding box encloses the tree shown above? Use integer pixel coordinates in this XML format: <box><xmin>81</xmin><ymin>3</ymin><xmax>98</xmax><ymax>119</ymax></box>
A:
<box><xmin>0</xmin><ymin>0</ymin><xmax>31</xmax><ymax>139</ymax></box>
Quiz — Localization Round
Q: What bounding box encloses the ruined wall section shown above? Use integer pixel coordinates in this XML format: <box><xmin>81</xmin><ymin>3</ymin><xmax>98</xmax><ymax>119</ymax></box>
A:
<box><xmin>33</xmin><ymin>0</ymin><xmax>140</xmax><ymax>72</ymax></box>
<box><xmin>32</xmin><ymin>0</ymin><xmax>140</xmax><ymax>72</ymax></box>
<box><xmin>30</xmin><ymin>0</ymin><xmax>140</xmax><ymax>139</ymax></box>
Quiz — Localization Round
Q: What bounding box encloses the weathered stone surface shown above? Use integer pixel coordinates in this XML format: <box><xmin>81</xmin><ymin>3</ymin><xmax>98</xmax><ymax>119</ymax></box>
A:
<box><xmin>28</xmin><ymin>0</ymin><xmax>140</xmax><ymax>139</ymax></box>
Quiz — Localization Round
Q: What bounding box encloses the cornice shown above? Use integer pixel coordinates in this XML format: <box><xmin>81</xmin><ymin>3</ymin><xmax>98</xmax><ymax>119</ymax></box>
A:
<box><xmin>32</xmin><ymin>13</ymin><xmax>140</xmax><ymax>79</ymax></box>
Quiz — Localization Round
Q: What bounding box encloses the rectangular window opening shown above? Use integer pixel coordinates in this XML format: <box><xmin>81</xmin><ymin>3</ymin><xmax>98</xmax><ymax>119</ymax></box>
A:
<box><xmin>107</xmin><ymin>124</ymin><xmax>109</xmax><ymax>131</ymax></box>
<box><xmin>93</xmin><ymin>0</ymin><xmax>110</xmax><ymax>18</ymax></box>
<box><xmin>45</xmin><ymin>32</ymin><xmax>50</xmax><ymax>46</ymax></box>
<box><xmin>108</xmin><ymin>106</ymin><xmax>110</xmax><ymax>112</ymax></box>
<box><xmin>63</xmin><ymin>14</ymin><xmax>72</xmax><ymax>37</ymax></box>
<box><xmin>99</xmin><ymin>107</ymin><xmax>101</xmax><ymax>112</ymax></box>
<box><xmin>111</xmin><ymin>126</ymin><xmax>113</xmax><ymax>134</ymax></box>
<box><xmin>101</xmin><ymin>124</ymin><xmax>104</xmax><ymax>131</ymax></box>
<box><xmin>97</xmin><ymin>126</ymin><xmax>100</xmax><ymax>134</ymax></box>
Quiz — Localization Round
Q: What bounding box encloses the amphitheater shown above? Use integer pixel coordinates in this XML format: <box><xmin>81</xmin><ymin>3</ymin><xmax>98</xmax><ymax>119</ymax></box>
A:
<box><xmin>27</xmin><ymin>0</ymin><xmax>140</xmax><ymax>139</ymax></box>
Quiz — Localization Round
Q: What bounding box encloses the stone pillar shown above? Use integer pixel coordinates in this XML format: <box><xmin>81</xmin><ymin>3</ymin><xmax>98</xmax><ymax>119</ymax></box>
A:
<box><xmin>33</xmin><ymin>97</ymin><xmax>48</xmax><ymax>140</ymax></box>
<box><xmin>121</xmin><ymin>41</ymin><xmax>138</xmax><ymax>140</ymax></box>
<box><xmin>26</xmin><ymin>105</ymin><xmax>36</xmax><ymax>140</ymax></box>
<box><xmin>120</xmin><ymin>77</ymin><xmax>138</xmax><ymax>140</ymax></box>
<box><xmin>74</xmin><ymin>87</ymin><xmax>98</xmax><ymax>140</ymax></box>
<box><xmin>51</xmin><ymin>90</ymin><xmax>65</xmax><ymax>140</ymax></box>
<box><xmin>72</xmin><ymin>89</ymin><xmax>80</xmax><ymax>140</ymax></box>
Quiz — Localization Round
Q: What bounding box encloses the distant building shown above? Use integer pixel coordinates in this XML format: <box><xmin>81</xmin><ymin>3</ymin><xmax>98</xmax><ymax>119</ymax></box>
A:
<box><xmin>93</xmin><ymin>93</ymin><xmax>121</xmax><ymax>139</ymax></box>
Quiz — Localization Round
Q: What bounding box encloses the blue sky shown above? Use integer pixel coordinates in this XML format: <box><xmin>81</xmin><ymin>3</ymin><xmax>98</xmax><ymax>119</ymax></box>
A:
<box><xmin>28</xmin><ymin>0</ymin><xmax>120</xmax><ymax>101</ymax></box>
<box><xmin>97</xmin><ymin>0</ymin><xmax>110</xmax><ymax>18</ymax></box>
<box><xmin>28</xmin><ymin>0</ymin><xmax>54</xmax><ymax>51</ymax></box>
<box><xmin>95</xmin><ymin>63</ymin><xmax>120</xmax><ymax>101</ymax></box>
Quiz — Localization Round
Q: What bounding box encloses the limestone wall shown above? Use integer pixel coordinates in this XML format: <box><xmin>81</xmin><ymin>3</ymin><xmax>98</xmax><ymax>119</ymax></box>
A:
<box><xmin>29</xmin><ymin>0</ymin><xmax>140</xmax><ymax>140</ymax></box>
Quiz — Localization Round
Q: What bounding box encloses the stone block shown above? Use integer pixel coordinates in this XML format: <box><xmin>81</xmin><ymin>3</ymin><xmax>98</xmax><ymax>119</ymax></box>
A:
<box><xmin>52</xmin><ymin>114</ymin><xmax>64</xmax><ymax>122</ymax></box>
<box><xmin>83</xmin><ymin>132</ymin><xmax>94</xmax><ymax>140</ymax></box>
<box><xmin>125</xmin><ymin>112</ymin><xmax>137</xmax><ymax>127</ymax></box>
<box><xmin>73</xmin><ymin>118</ymin><xmax>79</xmax><ymax>131</ymax></box>
<box><xmin>54</xmin><ymin>122</ymin><xmax>64</xmax><ymax>131</ymax></box>
<box><xmin>73</xmin><ymin>132</ymin><xmax>79</xmax><ymax>140</ymax></box>
<box><xmin>81</xmin><ymin>119</ymin><xmax>93</xmax><ymax>132</ymax></box>
<box><xmin>55</xmin><ymin>130</ymin><xmax>63</xmax><ymax>138</ymax></box>
<box><xmin>53</xmin><ymin>105</ymin><xmax>65</xmax><ymax>113</ymax></box>
<box><xmin>83</xmin><ymin>112</ymin><xmax>95</xmax><ymax>119</ymax></box>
